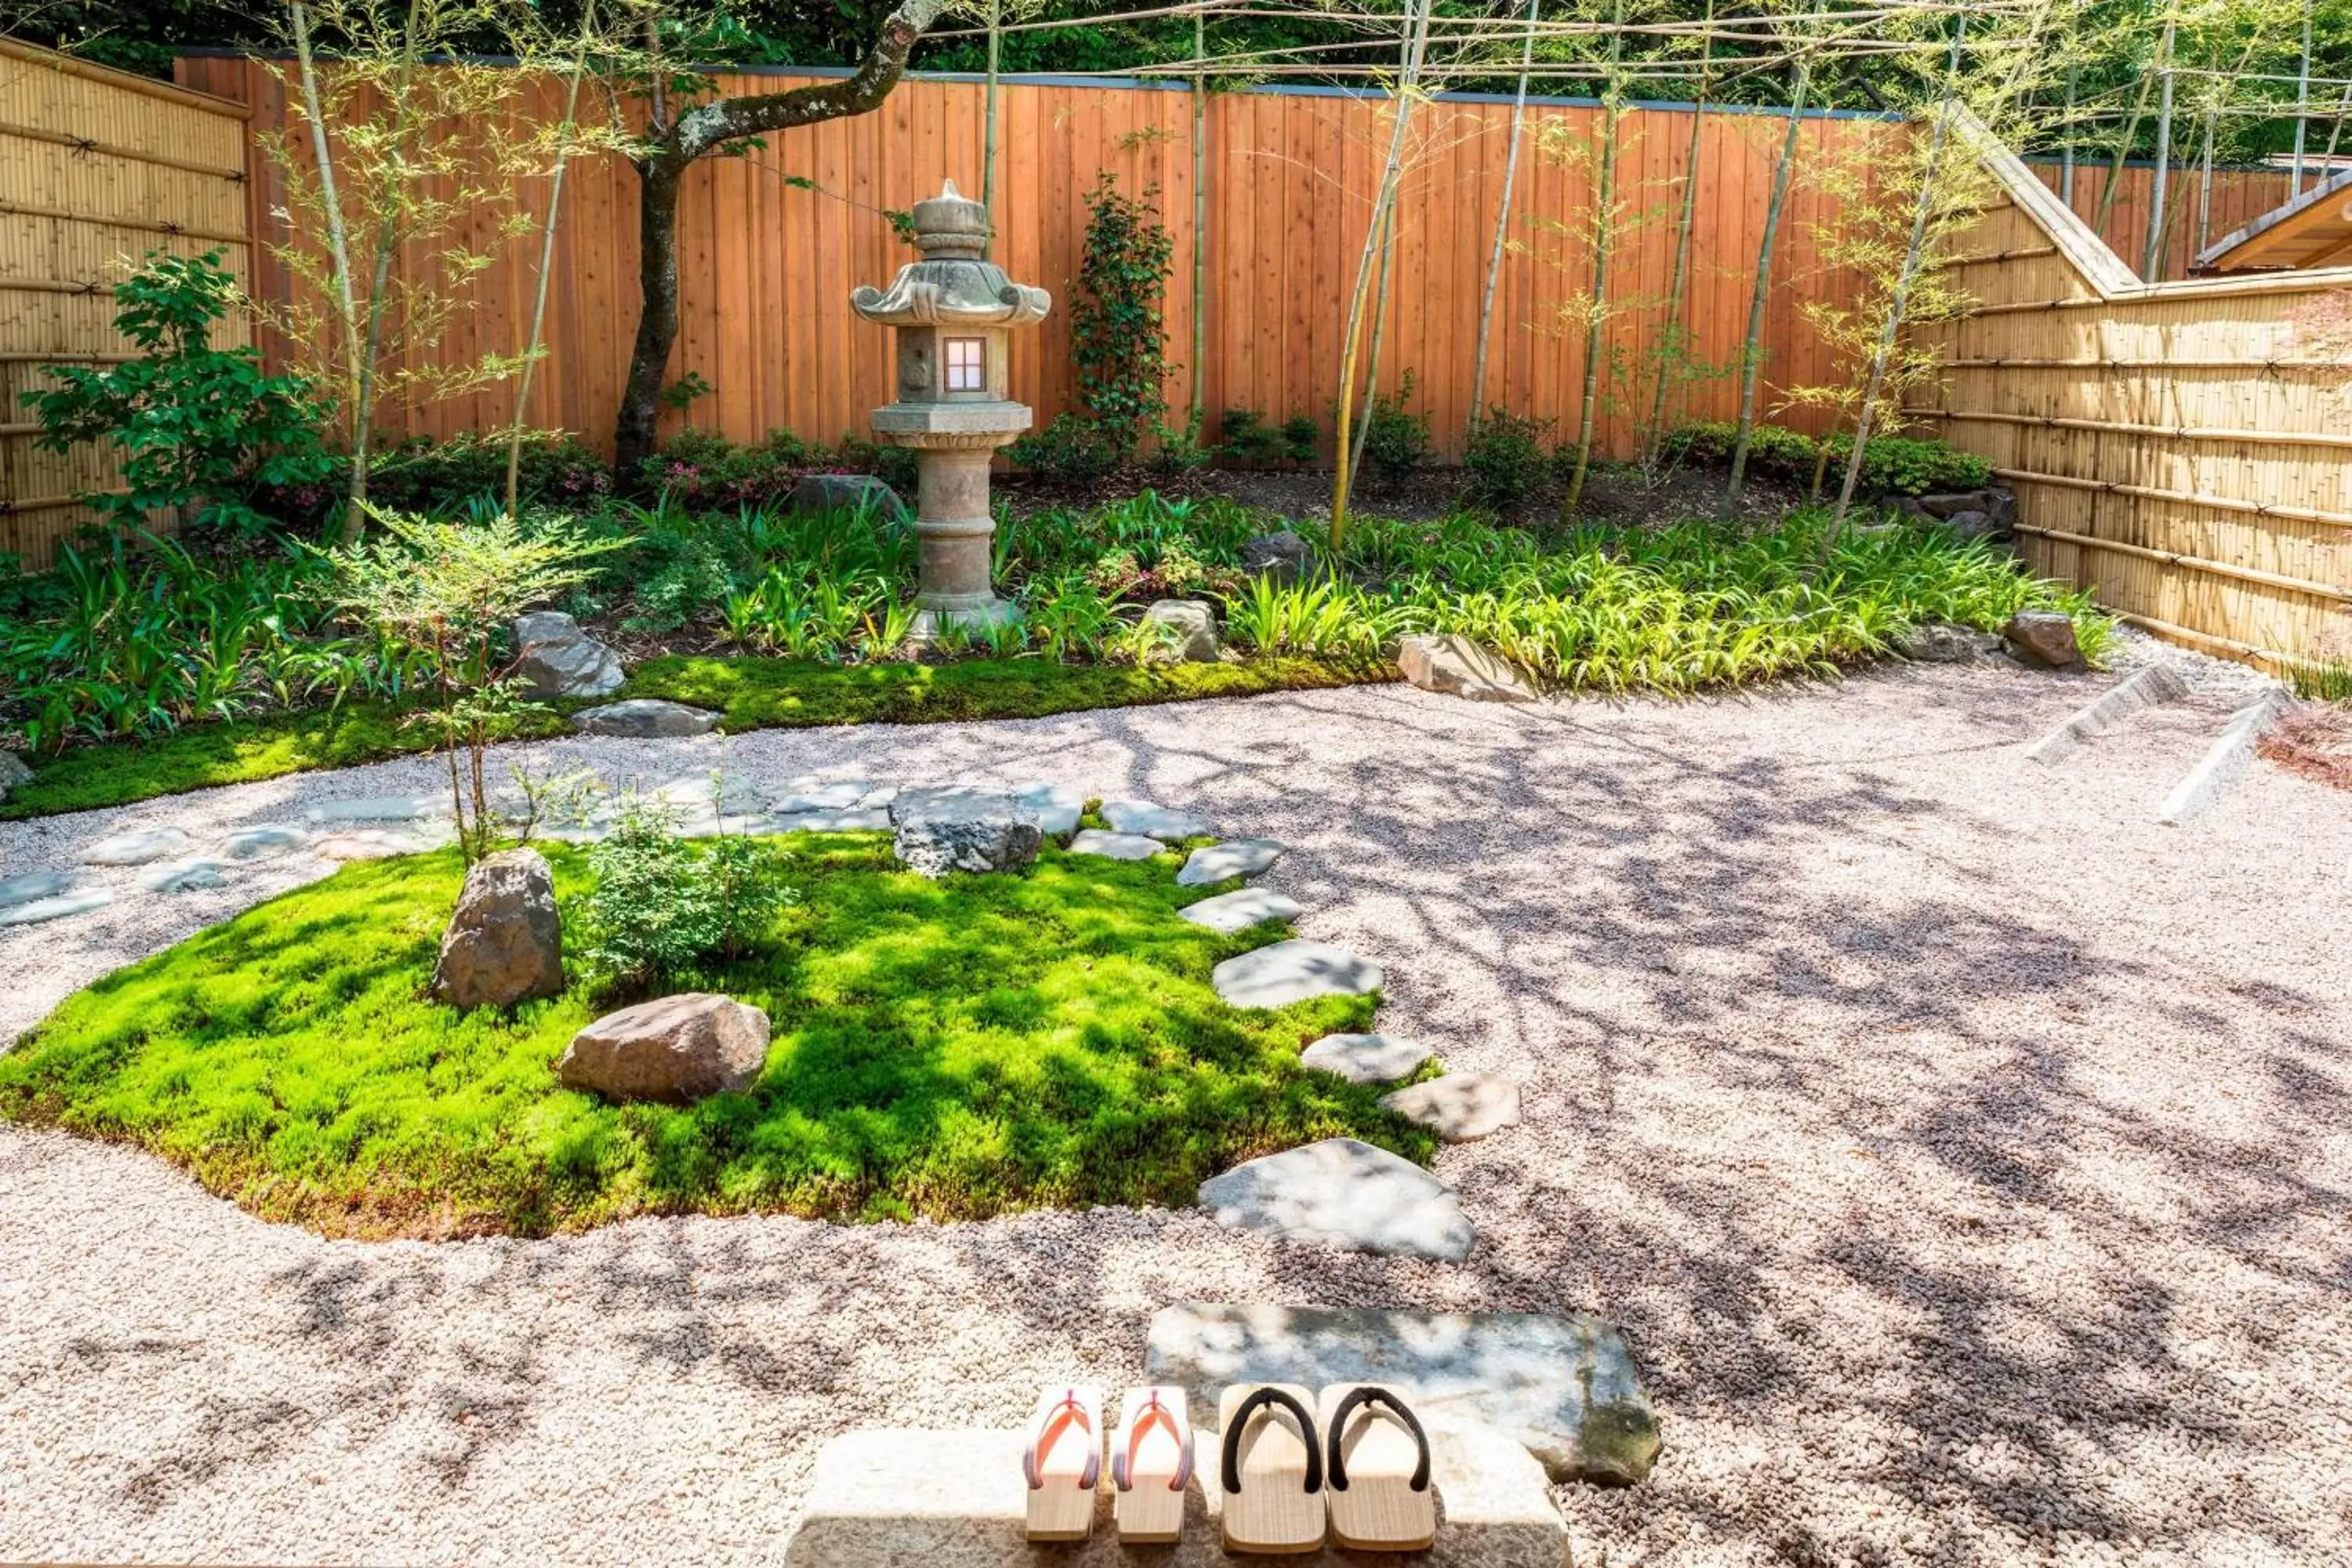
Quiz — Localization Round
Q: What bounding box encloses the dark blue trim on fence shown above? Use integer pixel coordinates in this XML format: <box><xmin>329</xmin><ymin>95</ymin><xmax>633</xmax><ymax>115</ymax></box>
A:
<box><xmin>171</xmin><ymin>47</ymin><xmax>1900</xmax><ymax>121</ymax></box>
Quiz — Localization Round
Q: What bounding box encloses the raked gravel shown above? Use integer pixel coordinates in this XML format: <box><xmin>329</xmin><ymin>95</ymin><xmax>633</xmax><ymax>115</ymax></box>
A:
<box><xmin>2</xmin><ymin>630</ymin><xmax>2348</xmax><ymax>1566</ymax></box>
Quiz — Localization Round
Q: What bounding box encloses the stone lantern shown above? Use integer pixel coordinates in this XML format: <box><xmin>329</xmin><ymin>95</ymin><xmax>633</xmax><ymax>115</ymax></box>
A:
<box><xmin>851</xmin><ymin>180</ymin><xmax>1051</xmax><ymax>635</ymax></box>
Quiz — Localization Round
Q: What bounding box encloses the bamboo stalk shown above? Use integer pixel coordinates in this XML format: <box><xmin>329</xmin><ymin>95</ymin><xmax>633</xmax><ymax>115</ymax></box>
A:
<box><xmin>289</xmin><ymin>1</ymin><xmax>366</xmax><ymax>535</ymax></box>
<box><xmin>1993</xmin><ymin>466</ymin><xmax>2352</xmax><ymax>530</ymax></box>
<box><xmin>2141</xmin><ymin>9</ymin><xmax>2175</xmax><ymax>281</ymax></box>
<box><xmin>1470</xmin><ymin>0</ymin><xmax>1541</xmax><ymax>434</ymax></box>
<box><xmin>349</xmin><ymin>0</ymin><xmax>432</xmax><ymax>535</ymax></box>
<box><xmin>1189</xmin><ymin>1</ymin><xmax>1206</xmax><ymax>433</ymax></box>
<box><xmin>983</xmin><ymin>0</ymin><xmax>1001</xmax><ymax>234</ymax></box>
<box><xmin>2292</xmin><ymin>0</ymin><xmax>2314</xmax><ymax>195</ymax></box>
<box><xmin>505</xmin><ymin>0</ymin><xmax>597</xmax><ymax>518</ymax></box>
<box><xmin>2013</xmin><ymin>523</ymin><xmax>2350</xmax><ymax>603</ymax></box>
<box><xmin>1562</xmin><ymin>0</ymin><xmax>1627</xmax><ymax>517</ymax></box>
<box><xmin>1727</xmin><ymin>2</ymin><xmax>1817</xmax><ymax>506</ymax></box>
<box><xmin>1330</xmin><ymin>0</ymin><xmax>1432</xmax><ymax>549</ymax></box>
<box><xmin>1904</xmin><ymin>407</ymin><xmax>2352</xmax><ymax>449</ymax></box>
<box><xmin>1642</xmin><ymin>0</ymin><xmax>1715</xmax><ymax>465</ymax></box>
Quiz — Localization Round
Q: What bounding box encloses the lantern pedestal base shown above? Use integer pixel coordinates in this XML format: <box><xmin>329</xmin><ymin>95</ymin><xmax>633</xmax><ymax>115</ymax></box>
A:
<box><xmin>908</xmin><ymin>598</ymin><xmax>1021</xmax><ymax>644</ymax></box>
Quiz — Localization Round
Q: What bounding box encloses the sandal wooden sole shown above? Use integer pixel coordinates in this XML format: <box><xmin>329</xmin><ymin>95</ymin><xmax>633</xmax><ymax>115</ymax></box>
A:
<box><xmin>1023</xmin><ymin>1385</ymin><xmax>1103</xmax><ymax>1542</ymax></box>
<box><xmin>1319</xmin><ymin>1383</ymin><xmax>1437</xmax><ymax>1552</ymax></box>
<box><xmin>1112</xmin><ymin>1385</ymin><xmax>1193</xmax><ymax>1544</ymax></box>
<box><xmin>1218</xmin><ymin>1382</ymin><xmax>1324</xmax><ymax>1555</ymax></box>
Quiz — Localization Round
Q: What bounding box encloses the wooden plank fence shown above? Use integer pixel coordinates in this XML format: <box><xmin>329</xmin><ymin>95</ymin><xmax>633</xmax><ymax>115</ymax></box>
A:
<box><xmin>1913</xmin><ymin>113</ymin><xmax>2352</xmax><ymax>668</ymax></box>
<box><xmin>0</xmin><ymin>40</ymin><xmax>253</xmax><ymax>568</ymax></box>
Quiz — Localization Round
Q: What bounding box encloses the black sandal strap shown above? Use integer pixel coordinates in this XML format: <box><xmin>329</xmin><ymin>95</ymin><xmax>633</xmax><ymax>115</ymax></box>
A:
<box><xmin>1324</xmin><ymin>1386</ymin><xmax>1432</xmax><ymax>1494</ymax></box>
<box><xmin>1219</xmin><ymin>1386</ymin><xmax>1323</xmax><ymax>1497</ymax></box>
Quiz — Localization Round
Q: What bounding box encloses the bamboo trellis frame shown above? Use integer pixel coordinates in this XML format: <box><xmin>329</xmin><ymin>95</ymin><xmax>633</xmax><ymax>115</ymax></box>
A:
<box><xmin>0</xmin><ymin>39</ymin><xmax>255</xmax><ymax>569</ymax></box>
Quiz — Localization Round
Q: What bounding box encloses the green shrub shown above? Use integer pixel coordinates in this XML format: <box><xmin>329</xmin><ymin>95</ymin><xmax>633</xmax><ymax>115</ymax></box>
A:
<box><xmin>362</xmin><ymin>429</ymin><xmax>612</xmax><ymax>516</ymax></box>
<box><xmin>1462</xmin><ymin>408</ymin><xmax>1556</xmax><ymax>508</ymax></box>
<box><xmin>1147</xmin><ymin>419</ymin><xmax>1214</xmax><ymax>478</ymax></box>
<box><xmin>1007</xmin><ymin>412</ymin><xmax>1120</xmax><ymax>482</ymax></box>
<box><xmin>1359</xmin><ymin>372</ymin><xmax>1432</xmax><ymax>481</ymax></box>
<box><xmin>1660</xmin><ymin>420</ymin><xmax>1989</xmax><ymax>496</ymax></box>
<box><xmin>641</xmin><ymin>426</ymin><xmax>817</xmax><ymax>509</ymax></box>
<box><xmin>1218</xmin><ymin>408</ymin><xmax>1318</xmax><ymax>466</ymax></box>
<box><xmin>1071</xmin><ymin>174</ymin><xmax>1174</xmax><ymax>456</ymax></box>
<box><xmin>580</xmin><ymin>796</ymin><xmax>797</xmax><ymax>991</ymax></box>
<box><xmin>23</xmin><ymin>249</ymin><xmax>331</xmax><ymax>537</ymax></box>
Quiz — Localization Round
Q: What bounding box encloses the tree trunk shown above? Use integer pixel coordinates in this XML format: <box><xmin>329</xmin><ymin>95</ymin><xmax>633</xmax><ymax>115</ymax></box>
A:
<box><xmin>1727</xmin><ymin>27</ymin><xmax>1814</xmax><ymax>508</ymax></box>
<box><xmin>1469</xmin><ymin>0</ymin><xmax>1539</xmax><ymax>434</ymax></box>
<box><xmin>613</xmin><ymin>0</ymin><xmax>947</xmax><ymax>482</ymax></box>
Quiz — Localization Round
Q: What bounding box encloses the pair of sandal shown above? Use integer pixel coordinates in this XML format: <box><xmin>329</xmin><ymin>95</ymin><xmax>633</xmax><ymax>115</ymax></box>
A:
<box><xmin>1024</xmin><ymin>1385</ymin><xmax>1196</xmax><ymax>1544</ymax></box>
<box><xmin>1022</xmin><ymin>1381</ymin><xmax>1436</xmax><ymax>1554</ymax></box>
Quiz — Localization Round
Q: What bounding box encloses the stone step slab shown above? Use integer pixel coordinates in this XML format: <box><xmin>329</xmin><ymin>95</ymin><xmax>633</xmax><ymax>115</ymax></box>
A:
<box><xmin>0</xmin><ymin>869</ymin><xmax>82</xmax><ymax>909</ymax></box>
<box><xmin>0</xmin><ymin>886</ymin><xmax>114</xmax><ymax>926</ymax></box>
<box><xmin>1067</xmin><ymin>829</ymin><xmax>1163</xmax><ymax>862</ymax></box>
<box><xmin>1399</xmin><ymin>634</ymin><xmax>1536</xmax><ymax>702</ymax></box>
<box><xmin>1197</xmin><ymin>1137</ymin><xmax>1472</xmax><ymax>1261</ymax></box>
<box><xmin>220</xmin><ymin>824</ymin><xmax>309</xmax><ymax>861</ymax></box>
<box><xmin>1178</xmin><ymin>887</ymin><xmax>1303</xmax><ymax>935</ymax></box>
<box><xmin>782</xmin><ymin>1421</ymin><xmax>1566</xmax><ymax>1567</ymax></box>
<box><xmin>1380</xmin><ymin>1073</ymin><xmax>1523</xmax><ymax>1142</ymax></box>
<box><xmin>572</xmin><ymin>699</ymin><xmax>719</xmax><ymax>737</ymax></box>
<box><xmin>138</xmin><ymin>858</ymin><xmax>226</xmax><ymax>894</ymax></box>
<box><xmin>1212</xmin><ymin>940</ymin><xmax>1381</xmax><ymax>1010</ymax></box>
<box><xmin>79</xmin><ymin>826</ymin><xmax>194</xmax><ymax>867</ymax></box>
<box><xmin>302</xmin><ymin>793</ymin><xmax>446</xmax><ymax>825</ymax></box>
<box><xmin>1101</xmin><ymin>799</ymin><xmax>1210</xmax><ymax>840</ymax></box>
<box><xmin>770</xmin><ymin>807</ymin><xmax>895</xmax><ymax>833</ymax></box>
<box><xmin>1300</xmin><ymin>1031</ymin><xmax>1434</xmax><ymax>1084</ymax></box>
<box><xmin>771</xmin><ymin>779</ymin><xmax>891</xmax><ymax>814</ymax></box>
<box><xmin>1176</xmin><ymin>837</ymin><xmax>1284</xmax><ymax>886</ymax></box>
<box><xmin>314</xmin><ymin>826</ymin><xmax>449</xmax><ymax>861</ymax></box>
<box><xmin>1146</xmin><ymin>1301</ymin><xmax>1663</xmax><ymax>1486</ymax></box>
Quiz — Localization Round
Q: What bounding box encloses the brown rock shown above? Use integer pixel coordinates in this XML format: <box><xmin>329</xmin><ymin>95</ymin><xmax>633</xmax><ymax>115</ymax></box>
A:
<box><xmin>1398</xmin><ymin>634</ymin><xmax>1535</xmax><ymax>702</ymax></box>
<box><xmin>557</xmin><ymin>993</ymin><xmax>771</xmax><ymax>1104</ymax></box>
<box><xmin>2002</xmin><ymin>610</ymin><xmax>2083</xmax><ymax>669</ymax></box>
<box><xmin>431</xmin><ymin>848</ymin><xmax>564</xmax><ymax>1011</ymax></box>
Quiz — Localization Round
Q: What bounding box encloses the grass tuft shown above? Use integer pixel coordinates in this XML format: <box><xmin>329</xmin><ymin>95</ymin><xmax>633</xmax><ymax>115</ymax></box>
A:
<box><xmin>0</xmin><ymin>836</ymin><xmax>1430</xmax><ymax>1238</ymax></box>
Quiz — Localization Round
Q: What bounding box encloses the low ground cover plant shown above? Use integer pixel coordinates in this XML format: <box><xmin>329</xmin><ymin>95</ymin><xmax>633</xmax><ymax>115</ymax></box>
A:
<box><xmin>1</xmin><ymin>488</ymin><xmax>2108</xmax><ymax>818</ymax></box>
<box><xmin>1662</xmin><ymin>419</ymin><xmax>1991</xmax><ymax>496</ymax></box>
<box><xmin>0</xmin><ymin>837</ymin><xmax>1426</xmax><ymax>1236</ymax></box>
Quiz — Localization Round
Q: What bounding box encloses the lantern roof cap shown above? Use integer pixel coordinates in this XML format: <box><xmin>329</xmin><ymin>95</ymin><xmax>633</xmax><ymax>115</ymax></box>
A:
<box><xmin>851</xmin><ymin>179</ymin><xmax>1051</xmax><ymax>328</ymax></box>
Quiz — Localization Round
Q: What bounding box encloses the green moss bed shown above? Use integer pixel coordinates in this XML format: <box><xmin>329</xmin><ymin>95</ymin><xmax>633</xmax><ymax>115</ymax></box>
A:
<box><xmin>0</xmin><ymin>833</ymin><xmax>1429</xmax><ymax>1239</ymax></box>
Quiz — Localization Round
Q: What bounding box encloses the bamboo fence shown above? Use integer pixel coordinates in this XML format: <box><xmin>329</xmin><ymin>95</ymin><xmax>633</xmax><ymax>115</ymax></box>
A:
<box><xmin>0</xmin><ymin>40</ymin><xmax>253</xmax><ymax>569</ymax></box>
<box><xmin>1911</xmin><ymin>112</ymin><xmax>2352</xmax><ymax>668</ymax></box>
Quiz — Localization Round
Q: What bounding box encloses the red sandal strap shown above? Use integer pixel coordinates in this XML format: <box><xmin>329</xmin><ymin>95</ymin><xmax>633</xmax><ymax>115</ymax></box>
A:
<box><xmin>1112</xmin><ymin>1392</ymin><xmax>1195</xmax><ymax>1493</ymax></box>
<box><xmin>1022</xmin><ymin>1388</ymin><xmax>1101</xmax><ymax>1491</ymax></box>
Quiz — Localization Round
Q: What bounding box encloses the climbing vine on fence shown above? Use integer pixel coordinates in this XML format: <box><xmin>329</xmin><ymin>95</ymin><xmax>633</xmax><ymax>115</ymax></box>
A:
<box><xmin>1072</xmin><ymin>172</ymin><xmax>1174</xmax><ymax>458</ymax></box>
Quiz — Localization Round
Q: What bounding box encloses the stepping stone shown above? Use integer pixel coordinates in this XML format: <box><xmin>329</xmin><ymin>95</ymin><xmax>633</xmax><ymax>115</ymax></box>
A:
<box><xmin>572</xmin><ymin>698</ymin><xmax>719</xmax><ymax>737</ymax></box>
<box><xmin>626</xmin><ymin>774</ymin><xmax>766</xmax><ymax>819</ymax></box>
<box><xmin>771</xmin><ymin>778</ymin><xmax>885</xmax><ymax>813</ymax></box>
<box><xmin>0</xmin><ymin>869</ymin><xmax>82</xmax><ymax>909</ymax></box>
<box><xmin>138</xmin><ymin>858</ymin><xmax>226</xmax><ymax>893</ymax></box>
<box><xmin>0</xmin><ymin>886</ymin><xmax>114</xmax><ymax>926</ymax></box>
<box><xmin>1009</xmin><ymin>782</ymin><xmax>1085</xmax><ymax>836</ymax></box>
<box><xmin>221</xmin><ymin>824</ymin><xmax>309</xmax><ymax>861</ymax></box>
<box><xmin>1379</xmin><ymin>1073</ymin><xmax>1522</xmax><ymax>1142</ymax></box>
<box><xmin>1145</xmin><ymin>1301</ymin><xmax>1663</xmax><ymax>1484</ymax></box>
<box><xmin>1300</xmin><ymin>1032</ymin><xmax>1432</xmax><ymax>1084</ymax></box>
<box><xmin>302</xmin><ymin>793</ymin><xmax>445</xmax><ymax>825</ymax></box>
<box><xmin>783</xmin><ymin>1419</ymin><xmax>1566</xmax><ymax>1566</ymax></box>
<box><xmin>673</xmin><ymin>814</ymin><xmax>783</xmax><ymax>840</ymax></box>
<box><xmin>79</xmin><ymin>826</ymin><xmax>194</xmax><ymax>867</ymax></box>
<box><xmin>1197</xmin><ymin>1138</ymin><xmax>1472</xmax><ymax>1261</ymax></box>
<box><xmin>772</xmin><ymin>807</ymin><xmax>895</xmax><ymax>833</ymax></box>
<box><xmin>1212</xmin><ymin>940</ymin><xmax>1381</xmax><ymax>1010</ymax></box>
<box><xmin>1068</xmin><ymin>829</ymin><xmax>1163</xmax><ymax>862</ymax></box>
<box><xmin>1101</xmin><ymin>799</ymin><xmax>1210</xmax><ymax>840</ymax></box>
<box><xmin>1176</xmin><ymin>837</ymin><xmax>1285</xmax><ymax>886</ymax></box>
<box><xmin>1179</xmin><ymin>887</ymin><xmax>1303</xmax><ymax>935</ymax></box>
<box><xmin>314</xmin><ymin>827</ymin><xmax>443</xmax><ymax>861</ymax></box>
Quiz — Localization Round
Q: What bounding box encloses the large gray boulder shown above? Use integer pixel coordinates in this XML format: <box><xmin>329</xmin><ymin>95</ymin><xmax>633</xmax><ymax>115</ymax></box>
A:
<box><xmin>431</xmin><ymin>848</ymin><xmax>564</xmax><ymax>1011</ymax></box>
<box><xmin>2002</xmin><ymin>609</ymin><xmax>2084</xmax><ymax>669</ymax></box>
<box><xmin>513</xmin><ymin>611</ymin><xmax>625</xmax><ymax>700</ymax></box>
<box><xmin>789</xmin><ymin>472</ymin><xmax>910</xmax><ymax>525</ymax></box>
<box><xmin>1145</xmin><ymin>1301</ymin><xmax>1663</xmax><ymax>1485</ymax></box>
<box><xmin>0</xmin><ymin>750</ymin><xmax>30</xmax><ymax>803</ymax></box>
<box><xmin>1916</xmin><ymin>485</ymin><xmax>2016</xmax><ymax>530</ymax></box>
<box><xmin>890</xmin><ymin>788</ymin><xmax>1042</xmax><ymax>877</ymax></box>
<box><xmin>1892</xmin><ymin>622</ymin><xmax>1999</xmax><ymax>662</ymax></box>
<box><xmin>572</xmin><ymin>699</ymin><xmax>719</xmax><ymax>737</ymax></box>
<box><xmin>557</xmin><ymin>992</ymin><xmax>770</xmax><ymax>1104</ymax></box>
<box><xmin>1140</xmin><ymin>599</ymin><xmax>1220</xmax><ymax>662</ymax></box>
<box><xmin>1398</xmin><ymin>634</ymin><xmax>1535</xmax><ymax>703</ymax></box>
<box><xmin>1240</xmin><ymin>530</ymin><xmax>1314</xmax><ymax>584</ymax></box>
<box><xmin>1197</xmin><ymin>1138</ymin><xmax>1472</xmax><ymax>1261</ymax></box>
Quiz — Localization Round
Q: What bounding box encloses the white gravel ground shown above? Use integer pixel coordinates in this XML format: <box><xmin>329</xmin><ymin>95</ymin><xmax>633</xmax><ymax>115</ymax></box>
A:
<box><xmin>2</xmin><ymin>635</ymin><xmax>2347</xmax><ymax>1566</ymax></box>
